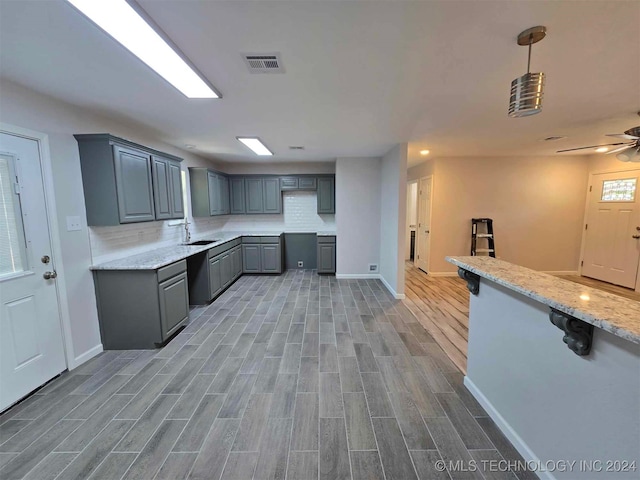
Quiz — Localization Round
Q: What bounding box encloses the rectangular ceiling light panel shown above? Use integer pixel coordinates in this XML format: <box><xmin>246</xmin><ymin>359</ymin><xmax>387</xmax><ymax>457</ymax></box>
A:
<box><xmin>66</xmin><ymin>0</ymin><xmax>219</xmax><ymax>98</ymax></box>
<box><xmin>237</xmin><ymin>137</ymin><xmax>273</xmax><ymax>156</ymax></box>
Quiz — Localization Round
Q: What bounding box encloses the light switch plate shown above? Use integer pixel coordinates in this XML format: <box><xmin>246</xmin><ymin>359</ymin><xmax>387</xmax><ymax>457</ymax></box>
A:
<box><xmin>66</xmin><ymin>216</ymin><xmax>82</xmax><ymax>231</ymax></box>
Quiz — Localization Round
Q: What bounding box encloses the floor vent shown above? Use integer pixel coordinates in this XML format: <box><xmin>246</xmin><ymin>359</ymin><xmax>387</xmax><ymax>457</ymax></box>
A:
<box><xmin>242</xmin><ymin>53</ymin><xmax>285</xmax><ymax>74</ymax></box>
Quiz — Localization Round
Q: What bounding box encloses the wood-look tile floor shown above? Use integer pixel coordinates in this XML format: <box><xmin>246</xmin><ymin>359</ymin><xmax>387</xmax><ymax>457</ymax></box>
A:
<box><xmin>0</xmin><ymin>271</ymin><xmax>537</xmax><ymax>480</ymax></box>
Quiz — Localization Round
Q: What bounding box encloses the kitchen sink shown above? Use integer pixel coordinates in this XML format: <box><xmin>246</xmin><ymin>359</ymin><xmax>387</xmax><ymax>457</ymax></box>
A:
<box><xmin>187</xmin><ymin>239</ymin><xmax>221</xmax><ymax>246</ymax></box>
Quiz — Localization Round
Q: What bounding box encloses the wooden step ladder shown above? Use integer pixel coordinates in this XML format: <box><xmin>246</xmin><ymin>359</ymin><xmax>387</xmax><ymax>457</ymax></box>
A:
<box><xmin>471</xmin><ymin>218</ymin><xmax>495</xmax><ymax>257</ymax></box>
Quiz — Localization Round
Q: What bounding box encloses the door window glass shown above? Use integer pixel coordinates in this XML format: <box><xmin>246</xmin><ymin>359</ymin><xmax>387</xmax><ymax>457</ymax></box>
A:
<box><xmin>601</xmin><ymin>178</ymin><xmax>636</xmax><ymax>202</ymax></box>
<box><xmin>0</xmin><ymin>153</ymin><xmax>27</xmax><ymax>278</ymax></box>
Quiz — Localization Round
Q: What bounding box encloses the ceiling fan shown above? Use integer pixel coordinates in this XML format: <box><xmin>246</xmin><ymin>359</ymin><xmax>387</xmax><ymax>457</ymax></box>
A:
<box><xmin>557</xmin><ymin>126</ymin><xmax>640</xmax><ymax>162</ymax></box>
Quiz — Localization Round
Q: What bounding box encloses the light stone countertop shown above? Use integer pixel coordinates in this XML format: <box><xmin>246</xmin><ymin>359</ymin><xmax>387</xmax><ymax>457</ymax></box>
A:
<box><xmin>447</xmin><ymin>256</ymin><xmax>640</xmax><ymax>344</ymax></box>
<box><xmin>91</xmin><ymin>230</ymin><xmax>336</xmax><ymax>271</ymax></box>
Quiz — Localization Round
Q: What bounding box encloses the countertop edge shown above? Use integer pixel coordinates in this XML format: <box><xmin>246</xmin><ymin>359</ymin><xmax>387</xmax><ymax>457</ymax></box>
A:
<box><xmin>446</xmin><ymin>256</ymin><xmax>640</xmax><ymax>345</ymax></box>
<box><xmin>91</xmin><ymin>231</ymin><xmax>337</xmax><ymax>271</ymax></box>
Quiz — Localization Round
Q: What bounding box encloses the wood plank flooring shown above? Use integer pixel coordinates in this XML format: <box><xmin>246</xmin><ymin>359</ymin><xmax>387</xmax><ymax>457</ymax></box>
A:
<box><xmin>0</xmin><ymin>270</ymin><xmax>536</xmax><ymax>480</ymax></box>
<box><xmin>403</xmin><ymin>262</ymin><xmax>470</xmax><ymax>374</ymax></box>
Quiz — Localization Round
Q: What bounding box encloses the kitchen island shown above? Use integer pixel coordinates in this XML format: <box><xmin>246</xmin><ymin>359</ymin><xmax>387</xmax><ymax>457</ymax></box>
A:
<box><xmin>447</xmin><ymin>256</ymin><xmax>639</xmax><ymax>480</ymax></box>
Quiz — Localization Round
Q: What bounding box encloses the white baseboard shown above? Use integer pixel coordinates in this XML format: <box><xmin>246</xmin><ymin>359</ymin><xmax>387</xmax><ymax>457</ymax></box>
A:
<box><xmin>463</xmin><ymin>377</ymin><xmax>555</xmax><ymax>480</ymax></box>
<box><xmin>69</xmin><ymin>344</ymin><xmax>103</xmax><ymax>370</ymax></box>
<box><xmin>541</xmin><ymin>270</ymin><xmax>579</xmax><ymax>276</ymax></box>
<box><xmin>336</xmin><ymin>273</ymin><xmax>405</xmax><ymax>299</ymax></box>
<box><xmin>335</xmin><ymin>273</ymin><xmax>381</xmax><ymax>280</ymax></box>
<box><xmin>379</xmin><ymin>275</ymin><xmax>406</xmax><ymax>299</ymax></box>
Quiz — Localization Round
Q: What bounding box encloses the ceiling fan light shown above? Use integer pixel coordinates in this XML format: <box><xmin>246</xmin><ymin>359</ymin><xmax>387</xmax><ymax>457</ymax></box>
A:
<box><xmin>616</xmin><ymin>147</ymin><xmax>640</xmax><ymax>162</ymax></box>
<box><xmin>508</xmin><ymin>72</ymin><xmax>545</xmax><ymax>117</ymax></box>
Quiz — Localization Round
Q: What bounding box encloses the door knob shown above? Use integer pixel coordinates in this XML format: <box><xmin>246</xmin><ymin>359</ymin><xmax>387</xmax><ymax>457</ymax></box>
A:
<box><xmin>633</xmin><ymin>235</ymin><xmax>640</xmax><ymax>239</ymax></box>
<box><xmin>43</xmin><ymin>271</ymin><xmax>57</xmax><ymax>280</ymax></box>
<box><xmin>41</xmin><ymin>255</ymin><xmax>50</xmax><ymax>264</ymax></box>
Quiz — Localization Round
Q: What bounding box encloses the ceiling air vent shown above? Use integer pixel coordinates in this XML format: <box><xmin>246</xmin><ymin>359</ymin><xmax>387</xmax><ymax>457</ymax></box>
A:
<box><xmin>242</xmin><ymin>53</ymin><xmax>285</xmax><ymax>74</ymax></box>
<box><xmin>542</xmin><ymin>136</ymin><xmax>567</xmax><ymax>142</ymax></box>
<box><xmin>289</xmin><ymin>146</ymin><xmax>305</xmax><ymax>150</ymax></box>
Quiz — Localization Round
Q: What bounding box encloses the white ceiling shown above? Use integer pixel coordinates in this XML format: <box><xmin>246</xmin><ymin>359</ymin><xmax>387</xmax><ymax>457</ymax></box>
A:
<box><xmin>0</xmin><ymin>0</ymin><xmax>638</xmax><ymax>167</ymax></box>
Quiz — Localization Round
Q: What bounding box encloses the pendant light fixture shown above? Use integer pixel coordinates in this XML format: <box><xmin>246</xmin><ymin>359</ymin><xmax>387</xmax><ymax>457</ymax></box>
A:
<box><xmin>508</xmin><ymin>26</ymin><xmax>547</xmax><ymax>118</ymax></box>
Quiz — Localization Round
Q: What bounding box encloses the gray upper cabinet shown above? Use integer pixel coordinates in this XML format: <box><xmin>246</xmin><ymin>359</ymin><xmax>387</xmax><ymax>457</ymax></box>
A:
<box><xmin>75</xmin><ymin>134</ymin><xmax>183</xmax><ymax>226</ymax></box>
<box><xmin>317</xmin><ymin>176</ymin><xmax>335</xmax><ymax>214</ymax></box>
<box><xmin>243</xmin><ymin>177</ymin><xmax>282</xmax><ymax>214</ymax></box>
<box><xmin>152</xmin><ymin>155</ymin><xmax>184</xmax><ymax>220</ymax></box>
<box><xmin>189</xmin><ymin>168</ymin><xmax>230</xmax><ymax>217</ymax></box>
<box><xmin>280</xmin><ymin>176</ymin><xmax>298</xmax><ymax>190</ymax></box>
<box><xmin>263</xmin><ymin>178</ymin><xmax>282</xmax><ymax>213</ymax></box>
<box><xmin>245</xmin><ymin>178</ymin><xmax>264</xmax><ymax>214</ymax></box>
<box><xmin>113</xmin><ymin>145</ymin><xmax>155</xmax><ymax>223</ymax></box>
<box><xmin>298</xmin><ymin>177</ymin><xmax>317</xmax><ymax>190</ymax></box>
<box><xmin>230</xmin><ymin>178</ymin><xmax>246</xmax><ymax>214</ymax></box>
<box><xmin>169</xmin><ymin>162</ymin><xmax>185</xmax><ymax>218</ymax></box>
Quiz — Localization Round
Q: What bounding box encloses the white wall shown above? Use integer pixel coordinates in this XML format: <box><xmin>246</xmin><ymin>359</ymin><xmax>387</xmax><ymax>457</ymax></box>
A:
<box><xmin>0</xmin><ymin>80</ymin><xmax>218</xmax><ymax>366</ymax></box>
<box><xmin>335</xmin><ymin>157</ymin><xmax>381</xmax><ymax>277</ymax></box>
<box><xmin>91</xmin><ymin>191</ymin><xmax>336</xmax><ymax>264</ymax></box>
<box><xmin>220</xmin><ymin>162</ymin><xmax>335</xmax><ymax>175</ymax></box>
<box><xmin>408</xmin><ymin>156</ymin><xmax>589</xmax><ymax>274</ymax></box>
<box><xmin>379</xmin><ymin>144</ymin><xmax>408</xmax><ymax>297</ymax></box>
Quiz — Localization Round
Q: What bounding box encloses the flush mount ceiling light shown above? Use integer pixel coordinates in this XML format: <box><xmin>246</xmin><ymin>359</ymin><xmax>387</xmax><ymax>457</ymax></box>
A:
<box><xmin>237</xmin><ymin>137</ymin><xmax>273</xmax><ymax>156</ymax></box>
<box><xmin>65</xmin><ymin>0</ymin><xmax>220</xmax><ymax>98</ymax></box>
<box><xmin>508</xmin><ymin>26</ymin><xmax>547</xmax><ymax>118</ymax></box>
<box><xmin>420</xmin><ymin>150</ymin><xmax>430</xmax><ymax>156</ymax></box>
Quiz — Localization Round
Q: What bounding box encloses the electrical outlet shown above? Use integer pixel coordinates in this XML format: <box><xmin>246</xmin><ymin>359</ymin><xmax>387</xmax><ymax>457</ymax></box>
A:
<box><xmin>297</xmin><ymin>261</ymin><xmax>304</xmax><ymax>268</ymax></box>
<box><xmin>368</xmin><ymin>264</ymin><xmax>378</xmax><ymax>272</ymax></box>
<box><xmin>66</xmin><ymin>216</ymin><xmax>82</xmax><ymax>231</ymax></box>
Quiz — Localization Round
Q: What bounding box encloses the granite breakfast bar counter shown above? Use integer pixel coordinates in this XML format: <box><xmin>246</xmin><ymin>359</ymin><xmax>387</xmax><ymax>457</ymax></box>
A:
<box><xmin>447</xmin><ymin>256</ymin><xmax>640</xmax><ymax>480</ymax></box>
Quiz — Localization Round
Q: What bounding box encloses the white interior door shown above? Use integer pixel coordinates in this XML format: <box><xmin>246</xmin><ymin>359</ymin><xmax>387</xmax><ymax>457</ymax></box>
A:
<box><xmin>0</xmin><ymin>132</ymin><xmax>66</xmax><ymax>412</ymax></box>
<box><xmin>416</xmin><ymin>176</ymin><xmax>432</xmax><ymax>273</ymax></box>
<box><xmin>582</xmin><ymin>170</ymin><xmax>640</xmax><ymax>288</ymax></box>
<box><xmin>406</xmin><ymin>181</ymin><xmax>417</xmax><ymax>260</ymax></box>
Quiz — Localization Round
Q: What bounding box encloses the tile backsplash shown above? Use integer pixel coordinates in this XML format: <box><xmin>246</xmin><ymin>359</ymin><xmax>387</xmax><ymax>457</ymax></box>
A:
<box><xmin>89</xmin><ymin>191</ymin><xmax>335</xmax><ymax>264</ymax></box>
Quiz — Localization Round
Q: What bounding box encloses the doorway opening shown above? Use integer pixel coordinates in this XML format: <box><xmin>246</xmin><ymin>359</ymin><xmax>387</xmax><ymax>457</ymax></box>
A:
<box><xmin>405</xmin><ymin>180</ymin><xmax>418</xmax><ymax>263</ymax></box>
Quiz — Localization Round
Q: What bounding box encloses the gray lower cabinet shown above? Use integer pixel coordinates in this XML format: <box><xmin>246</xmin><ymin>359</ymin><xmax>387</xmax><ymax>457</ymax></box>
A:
<box><xmin>93</xmin><ymin>259</ymin><xmax>189</xmax><ymax>349</ymax></box>
<box><xmin>242</xmin><ymin>244</ymin><xmax>262</xmax><ymax>273</ymax></box>
<box><xmin>317</xmin><ymin>236</ymin><xmax>336</xmax><ymax>274</ymax></box>
<box><xmin>209</xmin><ymin>255</ymin><xmax>222</xmax><ymax>298</ymax></box>
<box><xmin>242</xmin><ymin>236</ymin><xmax>283</xmax><ymax>273</ymax></box>
<box><xmin>189</xmin><ymin>167</ymin><xmax>230</xmax><ymax>217</ymax></box>
<box><xmin>317</xmin><ymin>176</ymin><xmax>335</xmax><ymax>214</ymax></box>
<box><xmin>75</xmin><ymin>134</ymin><xmax>184</xmax><ymax>226</ymax></box>
<box><xmin>261</xmin><ymin>244</ymin><xmax>281</xmax><ymax>272</ymax></box>
<box><xmin>152</xmin><ymin>155</ymin><xmax>184</xmax><ymax>220</ymax></box>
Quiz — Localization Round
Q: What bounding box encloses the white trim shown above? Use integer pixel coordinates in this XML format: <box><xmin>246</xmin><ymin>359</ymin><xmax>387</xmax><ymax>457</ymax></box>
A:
<box><xmin>0</xmin><ymin>123</ymin><xmax>95</xmax><ymax>371</ymax></box>
<box><xmin>540</xmin><ymin>270</ymin><xmax>579</xmax><ymax>276</ymax></box>
<box><xmin>71</xmin><ymin>344</ymin><xmax>104</xmax><ymax>369</ymax></box>
<box><xmin>463</xmin><ymin>376</ymin><xmax>555</xmax><ymax>480</ymax></box>
<box><xmin>580</xmin><ymin>167</ymin><xmax>640</xmax><ymax>291</ymax></box>
<box><xmin>379</xmin><ymin>275</ymin><xmax>405</xmax><ymax>299</ymax></box>
<box><xmin>415</xmin><ymin>175</ymin><xmax>433</xmax><ymax>273</ymax></box>
<box><xmin>336</xmin><ymin>273</ymin><xmax>381</xmax><ymax>279</ymax></box>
